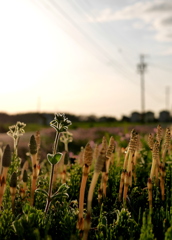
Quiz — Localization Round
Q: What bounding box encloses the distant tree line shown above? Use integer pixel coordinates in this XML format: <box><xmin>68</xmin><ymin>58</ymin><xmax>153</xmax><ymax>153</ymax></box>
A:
<box><xmin>0</xmin><ymin>112</ymin><xmax>118</xmax><ymax>126</ymax></box>
<box><xmin>0</xmin><ymin>110</ymin><xmax>171</xmax><ymax>128</ymax></box>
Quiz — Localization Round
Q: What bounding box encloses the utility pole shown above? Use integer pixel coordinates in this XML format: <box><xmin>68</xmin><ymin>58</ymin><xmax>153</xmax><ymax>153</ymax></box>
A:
<box><xmin>137</xmin><ymin>54</ymin><xmax>147</xmax><ymax>122</ymax></box>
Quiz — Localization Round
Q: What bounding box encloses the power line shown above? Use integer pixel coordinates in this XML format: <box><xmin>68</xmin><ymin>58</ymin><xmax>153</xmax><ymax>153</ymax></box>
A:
<box><xmin>69</xmin><ymin>0</ymin><xmax>139</xmax><ymax>78</ymax></box>
<box><xmin>80</xmin><ymin>0</ymin><xmax>139</xmax><ymax>51</ymax></box>
<box><xmin>149</xmin><ymin>63</ymin><xmax>172</xmax><ymax>74</ymax></box>
<box><xmin>50</xmin><ymin>0</ymin><xmax>136</xmax><ymax>78</ymax></box>
<box><xmin>70</xmin><ymin>0</ymin><xmax>139</xmax><ymax>61</ymax></box>
<box><xmin>49</xmin><ymin>1</ymin><xmax>165</xmax><ymax>105</ymax></box>
<box><xmin>36</xmin><ymin>0</ymin><xmax>139</xmax><ymax>86</ymax></box>
<box><xmin>33</xmin><ymin>0</ymin><xmax>167</xmax><ymax>106</ymax></box>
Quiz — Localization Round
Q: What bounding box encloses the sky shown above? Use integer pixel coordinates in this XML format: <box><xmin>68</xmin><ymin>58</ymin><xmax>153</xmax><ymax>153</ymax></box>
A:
<box><xmin>0</xmin><ymin>0</ymin><xmax>172</xmax><ymax>120</ymax></box>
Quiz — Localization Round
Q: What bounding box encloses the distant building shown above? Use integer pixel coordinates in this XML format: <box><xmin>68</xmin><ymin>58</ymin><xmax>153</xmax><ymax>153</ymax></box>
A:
<box><xmin>145</xmin><ymin>111</ymin><xmax>155</xmax><ymax>123</ymax></box>
<box><xmin>130</xmin><ymin>112</ymin><xmax>142</xmax><ymax>122</ymax></box>
<box><xmin>159</xmin><ymin>110</ymin><xmax>171</xmax><ymax>122</ymax></box>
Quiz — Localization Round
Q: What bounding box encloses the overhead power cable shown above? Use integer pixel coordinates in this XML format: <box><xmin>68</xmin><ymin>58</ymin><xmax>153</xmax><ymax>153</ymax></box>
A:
<box><xmin>149</xmin><ymin>63</ymin><xmax>172</xmax><ymax>74</ymax></box>
<box><xmin>33</xmin><ymin>0</ymin><xmax>167</xmax><ymax>105</ymax></box>
<box><xmin>34</xmin><ymin>0</ymin><xmax>139</xmax><ymax>86</ymax></box>
<box><xmin>70</xmin><ymin>0</ymin><xmax>139</xmax><ymax>64</ymax></box>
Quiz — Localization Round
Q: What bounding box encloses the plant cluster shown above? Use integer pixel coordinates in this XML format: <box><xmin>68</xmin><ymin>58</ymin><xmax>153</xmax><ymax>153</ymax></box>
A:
<box><xmin>0</xmin><ymin>114</ymin><xmax>172</xmax><ymax>240</ymax></box>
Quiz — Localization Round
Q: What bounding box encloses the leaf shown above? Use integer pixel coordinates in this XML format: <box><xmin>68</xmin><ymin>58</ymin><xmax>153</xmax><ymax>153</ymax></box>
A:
<box><xmin>53</xmin><ymin>152</ymin><xmax>63</xmax><ymax>164</ymax></box>
<box><xmin>47</xmin><ymin>152</ymin><xmax>63</xmax><ymax>165</ymax></box>
<box><xmin>51</xmin><ymin>183</ymin><xmax>69</xmax><ymax>198</ymax></box>
<box><xmin>57</xmin><ymin>183</ymin><xmax>69</xmax><ymax>193</ymax></box>
<box><xmin>47</xmin><ymin>154</ymin><xmax>54</xmax><ymax>164</ymax></box>
<box><xmin>51</xmin><ymin>192</ymin><xmax>69</xmax><ymax>202</ymax></box>
<box><xmin>101</xmin><ymin>216</ymin><xmax>108</xmax><ymax>226</ymax></box>
<box><xmin>35</xmin><ymin>188</ymin><xmax>48</xmax><ymax>197</ymax></box>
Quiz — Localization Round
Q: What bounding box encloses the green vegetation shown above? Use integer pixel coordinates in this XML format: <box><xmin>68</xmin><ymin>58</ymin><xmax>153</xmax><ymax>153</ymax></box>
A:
<box><xmin>0</xmin><ymin>114</ymin><xmax>172</xmax><ymax>239</ymax></box>
<box><xmin>71</xmin><ymin>121</ymin><xmax>157</xmax><ymax>130</ymax></box>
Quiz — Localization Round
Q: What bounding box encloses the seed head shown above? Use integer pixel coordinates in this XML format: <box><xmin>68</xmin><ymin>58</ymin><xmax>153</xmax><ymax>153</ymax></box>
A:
<box><xmin>106</xmin><ymin>136</ymin><xmax>115</xmax><ymax>158</ymax></box>
<box><xmin>156</xmin><ymin>125</ymin><xmax>163</xmax><ymax>144</ymax></box>
<box><xmin>29</xmin><ymin>135</ymin><xmax>37</xmax><ymax>155</ymax></box>
<box><xmin>94</xmin><ymin>146</ymin><xmax>106</xmax><ymax>173</ymax></box>
<box><xmin>148</xmin><ymin>133</ymin><xmax>154</xmax><ymax>150</ymax></box>
<box><xmin>128</xmin><ymin>129</ymin><xmax>138</xmax><ymax>153</ymax></box>
<box><xmin>93</xmin><ymin>144</ymin><xmax>99</xmax><ymax>160</ymax></box>
<box><xmin>10</xmin><ymin>172</ymin><xmax>17</xmax><ymax>188</ymax></box>
<box><xmin>2</xmin><ymin>144</ymin><xmax>11</xmax><ymax>167</ymax></box>
<box><xmin>83</xmin><ymin>143</ymin><xmax>93</xmax><ymax>166</ymax></box>
<box><xmin>102</xmin><ymin>136</ymin><xmax>108</xmax><ymax>151</ymax></box>
<box><xmin>164</xmin><ymin>127</ymin><xmax>171</xmax><ymax>149</ymax></box>
<box><xmin>152</xmin><ymin>141</ymin><xmax>159</xmax><ymax>160</ymax></box>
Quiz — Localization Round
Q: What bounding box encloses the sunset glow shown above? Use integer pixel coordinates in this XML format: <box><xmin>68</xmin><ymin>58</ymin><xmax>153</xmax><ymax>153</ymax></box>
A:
<box><xmin>0</xmin><ymin>0</ymin><xmax>172</xmax><ymax>119</ymax></box>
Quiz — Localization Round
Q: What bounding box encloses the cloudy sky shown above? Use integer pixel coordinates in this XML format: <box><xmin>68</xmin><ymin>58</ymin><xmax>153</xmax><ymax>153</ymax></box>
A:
<box><xmin>0</xmin><ymin>0</ymin><xmax>172</xmax><ymax>119</ymax></box>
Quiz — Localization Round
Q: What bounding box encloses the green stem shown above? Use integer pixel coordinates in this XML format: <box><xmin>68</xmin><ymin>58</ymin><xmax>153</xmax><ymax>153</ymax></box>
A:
<box><xmin>53</xmin><ymin>131</ymin><xmax>60</xmax><ymax>154</ymax></box>
<box><xmin>45</xmin><ymin>130</ymin><xmax>60</xmax><ymax>213</ymax></box>
<box><xmin>65</xmin><ymin>142</ymin><xmax>69</xmax><ymax>152</ymax></box>
<box><xmin>44</xmin><ymin>164</ymin><xmax>55</xmax><ymax>213</ymax></box>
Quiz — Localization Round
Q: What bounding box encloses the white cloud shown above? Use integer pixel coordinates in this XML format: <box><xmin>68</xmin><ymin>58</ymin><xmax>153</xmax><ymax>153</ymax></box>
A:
<box><xmin>88</xmin><ymin>0</ymin><xmax>172</xmax><ymax>42</ymax></box>
<box><xmin>132</xmin><ymin>21</ymin><xmax>145</xmax><ymax>29</ymax></box>
<box><xmin>161</xmin><ymin>47</ymin><xmax>172</xmax><ymax>55</ymax></box>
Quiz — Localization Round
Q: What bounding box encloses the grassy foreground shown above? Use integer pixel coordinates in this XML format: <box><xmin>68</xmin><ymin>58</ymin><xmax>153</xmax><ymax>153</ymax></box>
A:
<box><xmin>0</xmin><ymin>114</ymin><xmax>172</xmax><ymax>240</ymax></box>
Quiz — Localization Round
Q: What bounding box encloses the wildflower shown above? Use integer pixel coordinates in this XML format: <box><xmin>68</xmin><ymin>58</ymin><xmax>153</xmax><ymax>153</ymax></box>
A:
<box><xmin>7</xmin><ymin>121</ymin><xmax>26</xmax><ymax>155</ymax></box>
<box><xmin>50</xmin><ymin>113</ymin><xmax>72</xmax><ymax>132</ymax></box>
<box><xmin>60</xmin><ymin>131</ymin><xmax>73</xmax><ymax>152</ymax></box>
<box><xmin>7</xmin><ymin>121</ymin><xmax>26</xmax><ymax>139</ymax></box>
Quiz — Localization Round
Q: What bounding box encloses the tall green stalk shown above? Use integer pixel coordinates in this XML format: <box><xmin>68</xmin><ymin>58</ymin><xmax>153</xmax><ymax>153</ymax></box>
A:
<box><xmin>45</xmin><ymin>131</ymin><xmax>60</xmax><ymax>213</ymax></box>
<box><xmin>43</xmin><ymin>113</ymin><xmax>72</xmax><ymax>214</ymax></box>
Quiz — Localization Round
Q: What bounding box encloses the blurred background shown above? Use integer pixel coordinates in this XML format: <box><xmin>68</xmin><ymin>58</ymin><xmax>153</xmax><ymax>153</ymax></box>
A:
<box><xmin>0</xmin><ymin>0</ymin><xmax>172</xmax><ymax>122</ymax></box>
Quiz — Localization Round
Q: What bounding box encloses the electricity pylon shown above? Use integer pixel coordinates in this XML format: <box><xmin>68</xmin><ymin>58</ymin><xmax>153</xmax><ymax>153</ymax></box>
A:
<box><xmin>137</xmin><ymin>54</ymin><xmax>147</xmax><ymax>122</ymax></box>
